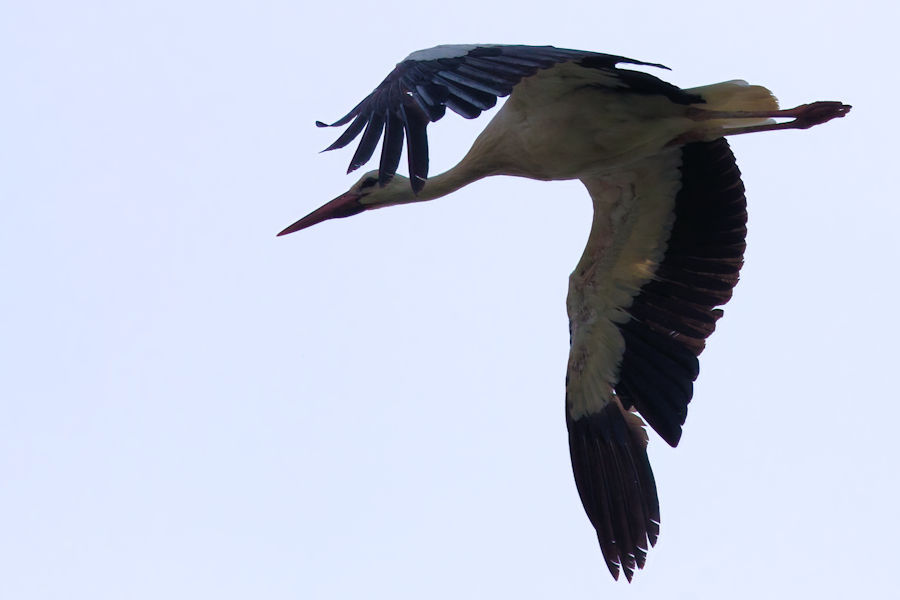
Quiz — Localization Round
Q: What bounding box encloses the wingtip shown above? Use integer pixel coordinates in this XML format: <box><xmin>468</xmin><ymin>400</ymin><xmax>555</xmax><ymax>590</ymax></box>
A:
<box><xmin>664</xmin><ymin>427</ymin><xmax>683</xmax><ymax>448</ymax></box>
<box><xmin>620</xmin><ymin>57</ymin><xmax>670</xmax><ymax>71</ymax></box>
<box><xmin>567</xmin><ymin>404</ymin><xmax>659</xmax><ymax>584</ymax></box>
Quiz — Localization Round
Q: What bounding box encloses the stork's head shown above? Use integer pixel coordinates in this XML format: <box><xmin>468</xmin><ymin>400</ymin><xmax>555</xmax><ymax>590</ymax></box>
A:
<box><xmin>278</xmin><ymin>170</ymin><xmax>416</xmax><ymax>236</ymax></box>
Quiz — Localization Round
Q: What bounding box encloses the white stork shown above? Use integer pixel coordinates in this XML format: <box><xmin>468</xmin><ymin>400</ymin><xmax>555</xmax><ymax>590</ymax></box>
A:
<box><xmin>279</xmin><ymin>44</ymin><xmax>849</xmax><ymax>581</ymax></box>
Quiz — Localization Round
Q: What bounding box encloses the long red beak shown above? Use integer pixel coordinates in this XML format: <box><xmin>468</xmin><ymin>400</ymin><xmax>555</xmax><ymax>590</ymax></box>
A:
<box><xmin>277</xmin><ymin>192</ymin><xmax>366</xmax><ymax>236</ymax></box>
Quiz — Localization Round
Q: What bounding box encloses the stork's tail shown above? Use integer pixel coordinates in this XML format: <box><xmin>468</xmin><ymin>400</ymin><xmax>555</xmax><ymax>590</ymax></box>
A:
<box><xmin>686</xmin><ymin>80</ymin><xmax>780</xmax><ymax>129</ymax></box>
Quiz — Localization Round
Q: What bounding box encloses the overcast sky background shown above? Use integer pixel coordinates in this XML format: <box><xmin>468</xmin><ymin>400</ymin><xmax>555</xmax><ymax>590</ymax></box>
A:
<box><xmin>2</xmin><ymin>1</ymin><xmax>898</xmax><ymax>598</ymax></box>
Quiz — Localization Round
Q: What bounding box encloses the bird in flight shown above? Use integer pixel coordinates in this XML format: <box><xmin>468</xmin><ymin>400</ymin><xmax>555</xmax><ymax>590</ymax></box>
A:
<box><xmin>279</xmin><ymin>44</ymin><xmax>850</xmax><ymax>581</ymax></box>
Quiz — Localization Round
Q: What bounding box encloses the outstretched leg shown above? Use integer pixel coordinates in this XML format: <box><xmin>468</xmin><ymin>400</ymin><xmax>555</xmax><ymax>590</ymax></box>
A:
<box><xmin>671</xmin><ymin>101</ymin><xmax>851</xmax><ymax>145</ymax></box>
<box><xmin>690</xmin><ymin>100</ymin><xmax>851</xmax><ymax>132</ymax></box>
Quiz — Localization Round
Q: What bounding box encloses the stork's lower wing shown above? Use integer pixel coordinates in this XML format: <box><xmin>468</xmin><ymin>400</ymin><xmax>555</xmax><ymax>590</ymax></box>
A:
<box><xmin>566</xmin><ymin>139</ymin><xmax>747</xmax><ymax>580</ymax></box>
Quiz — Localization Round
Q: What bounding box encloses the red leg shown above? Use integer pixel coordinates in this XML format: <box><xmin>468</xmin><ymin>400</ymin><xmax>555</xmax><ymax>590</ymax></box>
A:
<box><xmin>680</xmin><ymin>101</ymin><xmax>851</xmax><ymax>140</ymax></box>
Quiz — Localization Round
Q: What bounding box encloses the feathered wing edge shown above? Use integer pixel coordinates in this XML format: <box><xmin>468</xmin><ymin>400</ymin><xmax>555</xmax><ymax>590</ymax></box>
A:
<box><xmin>567</xmin><ymin>139</ymin><xmax>747</xmax><ymax>581</ymax></box>
<box><xmin>567</xmin><ymin>401</ymin><xmax>659</xmax><ymax>582</ymax></box>
<box><xmin>314</xmin><ymin>45</ymin><xmax>699</xmax><ymax>191</ymax></box>
<box><xmin>616</xmin><ymin>138</ymin><xmax>747</xmax><ymax>447</ymax></box>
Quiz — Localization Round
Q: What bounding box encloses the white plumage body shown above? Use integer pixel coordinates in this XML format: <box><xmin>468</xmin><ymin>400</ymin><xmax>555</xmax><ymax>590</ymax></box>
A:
<box><xmin>467</xmin><ymin>67</ymin><xmax>776</xmax><ymax>182</ymax></box>
<box><xmin>467</xmin><ymin>66</ymin><xmax>693</xmax><ymax>179</ymax></box>
<box><xmin>280</xmin><ymin>44</ymin><xmax>850</xmax><ymax>583</ymax></box>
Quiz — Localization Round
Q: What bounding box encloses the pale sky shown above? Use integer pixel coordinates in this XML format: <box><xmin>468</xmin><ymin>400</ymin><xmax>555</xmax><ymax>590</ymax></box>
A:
<box><xmin>2</xmin><ymin>1</ymin><xmax>898</xmax><ymax>598</ymax></box>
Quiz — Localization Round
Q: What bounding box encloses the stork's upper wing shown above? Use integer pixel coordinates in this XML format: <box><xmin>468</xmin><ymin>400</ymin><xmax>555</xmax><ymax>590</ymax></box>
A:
<box><xmin>566</xmin><ymin>139</ymin><xmax>747</xmax><ymax>580</ymax></box>
<box><xmin>316</xmin><ymin>44</ymin><xmax>697</xmax><ymax>192</ymax></box>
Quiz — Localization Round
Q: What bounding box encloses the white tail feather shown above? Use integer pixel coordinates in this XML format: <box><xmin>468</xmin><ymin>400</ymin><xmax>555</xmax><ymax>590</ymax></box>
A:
<box><xmin>686</xmin><ymin>80</ymin><xmax>780</xmax><ymax>129</ymax></box>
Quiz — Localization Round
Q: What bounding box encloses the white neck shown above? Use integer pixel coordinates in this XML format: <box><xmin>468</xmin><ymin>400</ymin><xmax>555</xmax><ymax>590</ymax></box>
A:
<box><xmin>419</xmin><ymin>163</ymin><xmax>487</xmax><ymax>201</ymax></box>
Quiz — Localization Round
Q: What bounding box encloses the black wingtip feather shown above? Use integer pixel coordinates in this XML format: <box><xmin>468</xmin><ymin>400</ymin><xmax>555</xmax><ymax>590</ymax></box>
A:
<box><xmin>322</xmin><ymin>113</ymin><xmax>368</xmax><ymax>153</ymax></box>
<box><xmin>348</xmin><ymin>112</ymin><xmax>386</xmax><ymax>173</ymax></box>
<box><xmin>568</xmin><ymin>403</ymin><xmax>659</xmax><ymax>582</ymax></box>
<box><xmin>319</xmin><ymin>45</ymin><xmax>706</xmax><ymax>193</ymax></box>
<box><xmin>378</xmin><ymin>111</ymin><xmax>405</xmax><ymax>184</ymax></box>
<box><xmin>400</xmin><ymin>103</ymin><xmax>429</xmax><ymax>188</ymax></box>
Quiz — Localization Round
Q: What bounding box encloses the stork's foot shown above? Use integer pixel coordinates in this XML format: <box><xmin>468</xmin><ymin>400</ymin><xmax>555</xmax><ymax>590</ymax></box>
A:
<box><xmin>782</xmin><ymin>101</ymin><xmax>852</xmax><ymax>129</ymax></box>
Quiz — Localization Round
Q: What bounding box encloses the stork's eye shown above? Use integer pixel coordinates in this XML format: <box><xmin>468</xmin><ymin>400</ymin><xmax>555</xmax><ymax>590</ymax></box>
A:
<box><xmin>360</xmin><ymin>176</ymin><xmax>378</xmax><ymax>190</ymax></box>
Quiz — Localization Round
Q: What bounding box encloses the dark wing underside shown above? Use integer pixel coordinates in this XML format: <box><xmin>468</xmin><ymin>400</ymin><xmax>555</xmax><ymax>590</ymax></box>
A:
<box><xmin>567</xmin><ymin>402</ymin><xmax>659</xmax><ymax>582</ymax></box>
<box><xmin>316</xmin><ymin>44</ymin><xmax>701</xmax><ymax>191</ymax></box>
<box><xmin>566</xmin><ymin>139</ymin><xmax>747</xmax><ymax>581</ymax></box>
<box><xmin>616</xmin><ymin>139</ymin><xmax>747</xmax><ymax>446</ymax></box>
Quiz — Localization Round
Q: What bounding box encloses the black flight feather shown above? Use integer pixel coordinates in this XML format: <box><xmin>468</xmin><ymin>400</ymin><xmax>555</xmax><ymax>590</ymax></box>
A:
<box><xmin>348</xmin><ymin>111</ymin><xmax>385</xmax><ymax>173</ymax></box>
<box><xmin>379</xmin><ymin>111</ymin><xmax>404</xmax><ymax>185</ymax></box>
<box><xmin>567</xmin><ymin>404</ymin><xmax>659</xmax><ymax>582</ymax></box>
<box><xmin>314</xmin><ymin>44</ymin><xmax>686</xmax><ymax>190</ymax></box>
<box><xmin>612</xmin><ymin>138</ymin><xmax>747</xmax><ymax>447</ymax></box>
